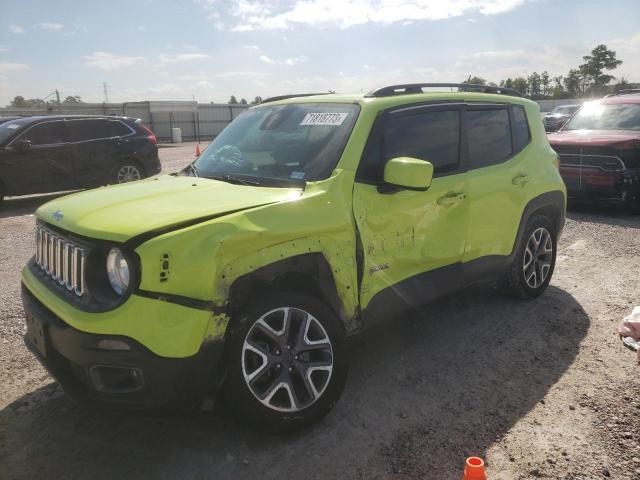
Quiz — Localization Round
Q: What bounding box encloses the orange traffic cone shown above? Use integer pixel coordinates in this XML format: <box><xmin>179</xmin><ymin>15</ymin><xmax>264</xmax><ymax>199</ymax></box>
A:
<box><xmin>195</xmin><ymin>144</ymin><xmax>202</xmax><ymax>157</ymax></box>
<box><xmin>462</xmin><ymin>457</ymin><xmax>487</xmax><ymax>480</ymax></box>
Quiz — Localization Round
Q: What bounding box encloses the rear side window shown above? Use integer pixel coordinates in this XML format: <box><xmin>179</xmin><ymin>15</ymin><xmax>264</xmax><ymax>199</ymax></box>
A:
<box><xmin>467</xmin><ymin>108</ymin><xmax>512</xmax><ymax>168</ymax></box>
<box><xmin>17</xmin><ymin>121</ymin><xmax>66</xmax><ymax>146</ymax></box>
<box><xmin>511</xmin><ymin>105</ymin><xmax>530</xmax><ymax>152</ymax></box>
<box><xmin>383</xmin><ymin>109</ymin><xmax>461</xmax><ymax>175</ymax></box>
<box><xmin>109</xmin><ymin>121</ymin><xmax>133</xmax><ymax>136</ymax></box>
<box><xmin>67</xmin><ymin>119</ymin><xmax>118</xmax><ymax>142</ymax></box>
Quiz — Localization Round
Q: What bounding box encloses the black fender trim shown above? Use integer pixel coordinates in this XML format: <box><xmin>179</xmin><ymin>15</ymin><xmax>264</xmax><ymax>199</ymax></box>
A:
<box><xmin>135</xmin><ymin>289</ymin><xmax>227</xmax><ymax>314</ymax></box>
<box><xmin>508</xmin><ymin>190</ymin><xmax>566</xmax><ymax>261</ymax></box>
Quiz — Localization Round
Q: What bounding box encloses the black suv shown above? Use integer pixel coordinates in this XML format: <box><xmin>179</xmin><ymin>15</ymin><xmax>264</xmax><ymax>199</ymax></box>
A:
<box><xmin>0</xmin><ymin>115</ymin><xmax>161</xmax><ymax>202</ymax></box>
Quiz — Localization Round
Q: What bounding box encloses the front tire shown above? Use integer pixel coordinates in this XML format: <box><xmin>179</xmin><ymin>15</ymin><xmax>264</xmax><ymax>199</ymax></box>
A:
<box><xmin>224</xmin><ymin>291</ymin><xmax>348</xmax><ymax>431</ymax></box>
<box><xmin>499</xmin><ymin>214</ymin><xmax>557</xmax><ymax>299</ymax></box>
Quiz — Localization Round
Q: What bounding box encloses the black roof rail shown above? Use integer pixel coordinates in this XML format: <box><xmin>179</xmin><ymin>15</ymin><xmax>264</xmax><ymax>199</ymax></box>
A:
<box><xmin>366</xmin><ymin>83</ymin><xmax>523</xmax><ymax>98</ymax></box>
<box><xmin>259</xmin><ymin>93</ymin><xmax>333</xmax><ymax>104</ymax></box>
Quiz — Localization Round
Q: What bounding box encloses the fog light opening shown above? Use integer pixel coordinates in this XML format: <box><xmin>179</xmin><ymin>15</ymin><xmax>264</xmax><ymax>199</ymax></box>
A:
<box><xmin>96</xmin><ymin>339</ymin><xmax>131</xmax><ymax>351</ymax></box>
<box><xmin>89</xmin><ymin>365</ymin><xmax>144</xmax><ymax>393</ymax></box>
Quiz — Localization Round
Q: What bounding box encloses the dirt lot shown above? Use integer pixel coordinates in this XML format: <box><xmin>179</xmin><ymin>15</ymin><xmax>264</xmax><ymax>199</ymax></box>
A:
<box><xmin>1</xmin><ymin>144</ymin><xmax>639</xmax><ymax>479</ymax></box>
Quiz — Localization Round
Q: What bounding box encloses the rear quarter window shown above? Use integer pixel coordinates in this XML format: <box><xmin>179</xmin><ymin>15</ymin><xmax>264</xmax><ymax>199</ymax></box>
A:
<box><xmin>511</xmin><ymin>105</ymin><xmax>531</xmax><ymax>152</ymax></box>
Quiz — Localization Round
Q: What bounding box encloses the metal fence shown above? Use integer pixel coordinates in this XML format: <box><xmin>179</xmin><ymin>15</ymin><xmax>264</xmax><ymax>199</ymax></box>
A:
<box><xmin>0</xmin><ymin>101</ymin><xmax>249</xmax><ymax>142</ymax></box>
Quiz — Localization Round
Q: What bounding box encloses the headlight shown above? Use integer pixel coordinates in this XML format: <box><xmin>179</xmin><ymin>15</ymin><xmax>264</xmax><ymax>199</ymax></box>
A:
<box><xmin>106</xmin><ymin>248</ymin><xmax>130</xmax><ymax>295</ymax></box>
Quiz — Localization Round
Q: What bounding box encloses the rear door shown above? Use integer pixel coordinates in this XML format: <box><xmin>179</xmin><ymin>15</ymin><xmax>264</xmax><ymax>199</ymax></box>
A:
<box><xmin>353</xmin><ymin>103</ymin><xmax>470</xmax><ymax>312</ymax></box>
<box><xmin>66</xmin><ymin>119</ymin><xmax>125</xmax><ymax>187</ymax></box>
<box><xmin>462</xmin><ymin>103</ymin><xmax>532</xmax><ymax>263</ymax></box>
<box><xmin>5</xmin><ymin>120</ymin><xmax>75</xmax><ymax>194</ymax></box>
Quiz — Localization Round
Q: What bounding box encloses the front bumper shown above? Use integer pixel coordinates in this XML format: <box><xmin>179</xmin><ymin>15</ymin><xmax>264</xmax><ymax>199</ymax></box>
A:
<box><xmin>22</xmin><ymin>285</ymin><xmax>225</xmax><ymax>409</ymax></box>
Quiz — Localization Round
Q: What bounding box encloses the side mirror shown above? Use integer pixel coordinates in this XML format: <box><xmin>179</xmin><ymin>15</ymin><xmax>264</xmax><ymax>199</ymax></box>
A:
<box><xmin>13</xmin><ymin>139</ymin><xmax>32</xmax><ymax>152</ymax></box>
<box><xmin>383</xmin><ymin>157</ymin><xmax>433</xmax><ymax>191</ymax></box>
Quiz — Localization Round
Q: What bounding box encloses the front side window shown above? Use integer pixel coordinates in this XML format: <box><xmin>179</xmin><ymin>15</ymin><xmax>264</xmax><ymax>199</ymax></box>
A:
<box><xmin>192</xmin><ymin>103</ymin><xmax>359</xmax><ymax>186</ymax></box>
<box><xmin>563</xmin><ymin>102</ymin><xmax>640</xmax><ymax>131</ymax></box>
<box><xmin>16</xmin><ymin>121</ymin><xmax>66</xmax><ymax>146</ymax></box>
<box><xmin>467</xmin><ymin>108</ymin><xmax>513</xmax><ymax>168</ymax></box>
<box><xmin>0</xmin><ymin>119</ymin><xmax>31</xmax><ymax>144</ymax></box>
<box><xmin>383</xmin><ymin>109</ymin><xmax>461</xmax><ymax>175</ymax></box>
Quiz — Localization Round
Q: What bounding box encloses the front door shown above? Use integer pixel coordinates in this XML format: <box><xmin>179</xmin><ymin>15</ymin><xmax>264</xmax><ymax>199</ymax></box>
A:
<box><xmin>352</xmin><ymin>104</ymin><xmax>469</xmax><ymax>316</ymax></box>
<box><xmin>5</xmin><ymin>120</ymin><xmax>75</xmax><ymax>195</ymax></box>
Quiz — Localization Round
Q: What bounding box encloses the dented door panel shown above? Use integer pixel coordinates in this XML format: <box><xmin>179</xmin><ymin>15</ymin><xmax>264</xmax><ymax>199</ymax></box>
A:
<box><xmin>353</xmin><ymin>174</ymin><xmax>469</xmax><ymax>308</ymax></box>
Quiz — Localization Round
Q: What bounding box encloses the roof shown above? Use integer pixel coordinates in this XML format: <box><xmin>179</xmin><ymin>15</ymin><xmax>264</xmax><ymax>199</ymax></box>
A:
<box><xmin>0</xmin><ymin>114</ymin><xmax>133</xmax><ymax>124</ymax></box>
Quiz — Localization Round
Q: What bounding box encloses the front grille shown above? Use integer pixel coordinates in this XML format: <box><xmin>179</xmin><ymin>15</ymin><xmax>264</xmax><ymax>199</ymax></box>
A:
<box><xmin>35</xmin><ymin>224</ymin><xmax>85</xmax><ymax>296</ymax></box>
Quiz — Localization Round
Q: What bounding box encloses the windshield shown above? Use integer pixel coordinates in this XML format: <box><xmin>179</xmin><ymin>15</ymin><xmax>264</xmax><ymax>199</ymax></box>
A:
<box><xmin>553</xmin><ymin>106</ymin><xmax>580</xmax><ymax>115</ymax></box>
<box><xmin>191</xmin><ymin>103</ymin><xmax>359</xmax><ymax>186</ymax></box>
<box><xmin>563</xmin><ymin>102</ymin><xmax>640</xmax><ymax>131</ymax></box>
<box><xmin>0</xmin><ymin>118</ymin><xmax>29</xmax><ymax>144</ymax></box>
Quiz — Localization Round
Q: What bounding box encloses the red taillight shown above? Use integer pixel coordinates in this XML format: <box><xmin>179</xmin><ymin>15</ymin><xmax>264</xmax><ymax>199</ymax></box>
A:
<box><xmin>138</xmin><ymin>123</ymin><xmax>157</xmax><ymax>144</ymax></box>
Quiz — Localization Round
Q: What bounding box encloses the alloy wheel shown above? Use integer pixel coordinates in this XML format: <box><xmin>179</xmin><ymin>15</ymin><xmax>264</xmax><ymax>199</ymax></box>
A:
<box><xmin>523</xmin><ymin>227</ymin><xmax>553</xmax><ymax>289</ymax></box>
<box><xmin>241</xmin><ymin>307</ymin><xmax>333</xmax><ymax>413</ymax></box>
<box><xmin>116</xmin><ymin>165</ymin><xmax>142</xmax><ymax>183</ymax></box>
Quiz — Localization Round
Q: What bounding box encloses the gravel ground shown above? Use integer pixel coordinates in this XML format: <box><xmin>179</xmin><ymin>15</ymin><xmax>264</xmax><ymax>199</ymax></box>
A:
<box><xmin>0</xmin><ymin>145</ymin><xmax>639</xmax><ymax>479</ymax></box>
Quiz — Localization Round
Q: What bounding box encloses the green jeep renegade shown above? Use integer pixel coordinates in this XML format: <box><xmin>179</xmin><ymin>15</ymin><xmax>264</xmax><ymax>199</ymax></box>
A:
<box><xmin>22</xmin><ymin>83</ymin><xmax>566</xmax><ymax>430</ymax></box>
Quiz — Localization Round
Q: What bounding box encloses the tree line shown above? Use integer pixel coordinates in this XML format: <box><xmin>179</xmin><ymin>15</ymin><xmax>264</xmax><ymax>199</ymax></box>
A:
<box><xmin>465</xmin><ymin>44</ymin><xmax>636</xmax><ymax>99</ymax></box>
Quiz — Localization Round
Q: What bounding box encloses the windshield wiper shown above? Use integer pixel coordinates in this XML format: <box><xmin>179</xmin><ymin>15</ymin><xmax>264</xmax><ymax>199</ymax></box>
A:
<box><xmin>206</xmin><ymin>174</ymin><xmax>262</xmax><ymax>186</ymax></box>
<box><xmin>189</xmin><ymin>163</ymin><xmax>199</xmax><ymax>177</ymax></box>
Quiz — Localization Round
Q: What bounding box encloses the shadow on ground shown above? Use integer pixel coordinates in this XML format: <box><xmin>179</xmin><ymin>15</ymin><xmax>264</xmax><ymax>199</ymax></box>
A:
<box><xmin>0</xmin><ymin>192</ymin><xmax>74</xmax><ymax>219</ymax></box>
<box><xmin>0</xmin><ymin>284</ymin><xmax>589</xmax><ymax>480</ymax></box>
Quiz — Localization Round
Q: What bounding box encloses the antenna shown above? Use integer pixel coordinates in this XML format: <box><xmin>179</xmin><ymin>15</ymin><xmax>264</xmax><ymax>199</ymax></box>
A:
<box><xmin>103</xmin><ymin>82</ymin><xmax>110</xmax><ymax>104</ymax></box>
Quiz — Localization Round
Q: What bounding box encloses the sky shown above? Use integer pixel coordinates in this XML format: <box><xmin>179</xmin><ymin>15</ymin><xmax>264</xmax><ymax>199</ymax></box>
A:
<box><xmin>0</xmin><ymin>0</ymin><xmax>639</xmax><ymax>105</ymax></box>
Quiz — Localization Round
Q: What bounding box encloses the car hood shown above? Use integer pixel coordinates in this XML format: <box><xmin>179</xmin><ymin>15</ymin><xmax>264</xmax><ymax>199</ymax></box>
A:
<box><xmin>548</xmin><ymin>130</ymin><xmax>640</xmax><ymax>148</ymax></box>
<box><xmin>36</xmin><ymin>175</ymin><xmax>303</xmax><ymax>243</ymax></box>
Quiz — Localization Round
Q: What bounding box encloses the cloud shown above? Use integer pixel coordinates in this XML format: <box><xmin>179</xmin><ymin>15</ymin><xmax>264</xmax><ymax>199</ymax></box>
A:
<box><xmin>37</xmin><ymin>22</ymin><xmax>64</xmax><ymax>31</ymax></box>
<box><xmin>9</xmin><ymin>25</ymin><xmax>24</xmax><ymax>34</ymax></box>
<box><xmin>194</xmin><ymin>80</ymin><xmax>216</xmax><ymax>90</ymax></box>
<box><xmin>206</xmin><ymin>0</ymin><xmax>534</xmax><ymax>31</ymax></box>
<box><xmin>146</xmin><ymin>83</ymin><xmax>184</xmax><ymax>94</ymax></box>
<box><xmin>607</xmin><ymin>31</ymin><xmax>640</xmax><ymax>81</ymax></box>
<box><xmin>260</xmin><ymin>54</ymin><xmax>308</xmax><ymax>65</ymax></box>
<box><xmin>0</xmin><ymin>63</ymin><xmax>29</xmax><ymax>74</ymax></box>
<box><xmin>84</xmin><ymin>52</ymin><xmax>145</xmax><ymax>71</ymax></box>
<box><xmin>136</xmin><ymin>25</ymin><xmax>146</xmax><ymax>31</ymax></box>
<box><xmin>0</xmin><ymin>46</ymin><xmax>8</xmax><ymax>53</ymax></box>
<box><xmin>157</xmin><ymin>53</ymin><xmax>209</xmax><ymax>63</ymax></box>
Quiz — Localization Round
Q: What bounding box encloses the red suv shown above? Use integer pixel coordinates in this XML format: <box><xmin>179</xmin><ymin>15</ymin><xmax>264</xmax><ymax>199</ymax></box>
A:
<box><xmin>548</xmin><ymin>92</ymin><xmax>640</xmax><ymax>208</ymax></box>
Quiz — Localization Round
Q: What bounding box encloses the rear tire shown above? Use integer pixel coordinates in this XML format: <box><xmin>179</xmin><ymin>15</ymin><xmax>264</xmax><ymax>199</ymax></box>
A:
<box><xmin>499</xmin><ymin>214</ymin><xmax>557</xmax><ymax>299</ymax></box>
<box><xmin>112</xmin><ymin>161</ymin><xmax>145</xmax><ymax>184</ymax></box>
<box><xmin>223</xmin><ymin>291</ymin><xmax>348</xmax><ymax>432</ymax></box>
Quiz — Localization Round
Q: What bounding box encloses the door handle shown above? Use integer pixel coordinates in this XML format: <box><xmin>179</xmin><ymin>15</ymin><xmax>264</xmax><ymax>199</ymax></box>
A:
<box><xmin>512</xmin><ymin>173</ymin><xmax>530</xmax><ymax>186</ymax></box>
<box><xmin>437</xmin><ymin>192</ymin><xmax>466</xmax><ymax>206</ymax></box>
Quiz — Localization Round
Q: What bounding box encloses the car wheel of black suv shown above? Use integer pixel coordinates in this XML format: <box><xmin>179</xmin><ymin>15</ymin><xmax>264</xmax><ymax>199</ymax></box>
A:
<box><xmin>499</xmin><ymin>214</ymin><xmax>557</xmax><ymax>299</ymax></box>
<box><xmin>223</xmin><ymin>291</ymin><xmax>348</xmax><ymax>432</ymax></box>
<box><xmin>112</xmin><ymin>161</ymin><xmax>145</xmax><ymax>184</ymax></box>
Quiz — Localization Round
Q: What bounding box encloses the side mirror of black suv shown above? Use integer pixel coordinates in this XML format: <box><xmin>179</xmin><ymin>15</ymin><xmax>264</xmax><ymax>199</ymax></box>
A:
<box><xmin>13</xmin><ymin>139</ymin><xmax>32</xmax><ymax>152</ymax></box>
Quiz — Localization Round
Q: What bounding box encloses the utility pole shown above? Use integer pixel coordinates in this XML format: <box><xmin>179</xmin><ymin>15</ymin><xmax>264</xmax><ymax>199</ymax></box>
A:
<box><xmin>103</xmin><ymin>82</ymin><xmax>110</xmax><ymax>104</ymax></box>
<box><xmin>55</xmin><ymin>89</ymin><xmax>61</xmax><ymax>112</ymax></box>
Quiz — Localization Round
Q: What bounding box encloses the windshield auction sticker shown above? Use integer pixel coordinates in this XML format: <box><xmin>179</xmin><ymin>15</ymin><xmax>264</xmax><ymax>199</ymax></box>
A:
<box><xmin>300</xmin><ymin>112</ymin><xmax>348</xmax><ymax>126</ymax></box>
